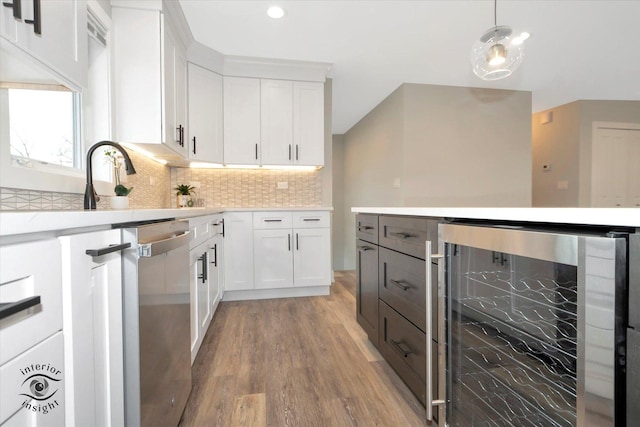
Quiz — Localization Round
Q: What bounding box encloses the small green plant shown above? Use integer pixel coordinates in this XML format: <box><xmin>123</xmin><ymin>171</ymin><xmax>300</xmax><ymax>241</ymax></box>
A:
<box><xmin>175</xmin><ymin>184</ymin><xmax>196</xmax><ymax>196</ymax></box>
<box><xmin>105</xmin><ymin>149</ymin><xmax>133</xmax><ymax>196</ymax></box>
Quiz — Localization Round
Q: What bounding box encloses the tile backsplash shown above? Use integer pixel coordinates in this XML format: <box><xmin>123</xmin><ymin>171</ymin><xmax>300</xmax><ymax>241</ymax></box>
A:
<box><xmin>1</xmin><ymin>151</ymin><xmax>322</xmax><ymax>211</ymax></box>
<box><xmin>170</xmin><ymin>168</ymin><xmax>322</xmax><ymax>208</ymax></box>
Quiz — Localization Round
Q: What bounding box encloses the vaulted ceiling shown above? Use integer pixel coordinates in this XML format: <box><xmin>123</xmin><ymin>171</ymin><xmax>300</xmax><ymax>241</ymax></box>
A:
<box><xmin>179</xmin><ymin>0</ymin><xmax>640</xmax><ymax>134</ymax></box>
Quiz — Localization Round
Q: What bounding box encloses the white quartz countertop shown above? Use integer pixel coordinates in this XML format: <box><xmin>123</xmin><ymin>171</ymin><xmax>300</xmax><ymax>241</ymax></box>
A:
<box><xmin>351</xmin><ymin>207</ymin><xmax>640</xmax><ymax>228</ymax></box>
<box><xmin>0</xmin><ymin>207</ymin><xmax>333</xmax><ymax>237</ymax></box>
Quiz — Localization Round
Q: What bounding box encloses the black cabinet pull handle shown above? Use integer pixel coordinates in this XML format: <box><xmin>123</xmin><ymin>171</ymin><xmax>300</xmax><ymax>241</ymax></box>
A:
<box><xmin>255</xmin><ymin>143</ymin><xmax>258</xmax><ymax>160</ymax></box>
<box><xmin>390</xmin><ymin>339</ymin><xmax>412</xmax><ymax>358</ymax></box>
<box><xmin>2</xmin><ymin>0</ymin><xmax>21</xmax><ymax>19</ymax></box>
<box><xmin>192</xmin><ymin>136</ymin><xmax>196</xmax><ymax>154</ymax></box>
<box><xmin>358</xmin><ymin>225</ymin><xmax>374</xmax><ymax>231</ymax></box>
<box><xmin>86</xmin><ymin>242</ymin><xmax>131</xmax><ymax>257</ymax></box>
<box><xmin>221</xmin><ymin>219</ymin><xmax>225</xmax><ymax>237</ymax></box>
<box><xmin>0</xmin><ymin>296</ymin><xmax>41</xmax><ymax>320</ymax></box>
<box><xmin>357</xmin><ymin>245</ymin><xmax>373</xmax><ymax>252</ymax></box>
<box><xmin>264</xmin><ymin>219</ymin><xmax>282</xmax><ymax>223</ymax></box>
<box><xmin>288</xmin><ymin>144</ymin><xmax>292</xmax><ymax>161</ymax></box>
<box><xmin>211</xmin><ymin>243</ymin><xmax>217</xmax><ymax>266</ymax></box>
<box><xmin>296</xmin><ymin>233</ymin><xmax>299</xmax><ymax>250</ymax></box>
<box><xmin>198</xmin><ymin>252</ymin><xmax>208</xmax><ymax>283</ymax></box>
<box><xmin>389</xmin><ymin>232</ymin><xmax>413</xmax><ymax>239</ymax></box>
<box><xmin>24</xmin><ymin>0</ymin><xmax>40</xmax><ymax>34</ymax></box>
<box><xmin>302</xmin><ymin>218</ymin><xmax>320</xmax><ymax>222</ymax></box>
<box><xmin>389</xmin><ymin>279</ymin><xmax>410</xmax><ymax>291</ymax></box>
<box><xmin>288</xmin><ymin>234</ymin><xmax>291</xmax><ymax>251</ymax></box>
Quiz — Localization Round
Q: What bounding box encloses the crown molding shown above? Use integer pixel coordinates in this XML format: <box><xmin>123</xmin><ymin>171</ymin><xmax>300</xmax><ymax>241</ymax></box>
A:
<box><xmin>223</xmin><ymin>55</ymin><xmax>332</xmax><ymax>82</ymax></box>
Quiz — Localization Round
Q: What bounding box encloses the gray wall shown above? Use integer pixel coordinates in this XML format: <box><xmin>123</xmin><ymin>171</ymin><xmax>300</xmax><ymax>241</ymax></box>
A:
<box><xmin>341</xmin><ymin>83</ymin><xmax>532</xmax><ymax>269</ymax></box>
<box><xmin>332</xmin><ymin>134</ymin><xmax>345</xmax><ymax>270</ymax></box>
<box><xmin>532</xmin><ymin>100</ymin><xmax>640</xmax><ymax>206</ymax></box>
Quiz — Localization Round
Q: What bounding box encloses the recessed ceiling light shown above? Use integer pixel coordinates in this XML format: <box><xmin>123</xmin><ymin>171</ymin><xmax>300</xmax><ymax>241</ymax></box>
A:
<box><xmin>267</xmin><ymin>5</ymin><xmax>285</xmax><ymax>19</ymax></box>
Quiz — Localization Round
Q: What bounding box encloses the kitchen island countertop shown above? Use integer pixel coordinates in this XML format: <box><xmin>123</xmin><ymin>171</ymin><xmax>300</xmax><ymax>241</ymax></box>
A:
<box><xmin>351</xmin><ymin>207</ymin><xmax>640</xmax><ymax>228</ymax></box>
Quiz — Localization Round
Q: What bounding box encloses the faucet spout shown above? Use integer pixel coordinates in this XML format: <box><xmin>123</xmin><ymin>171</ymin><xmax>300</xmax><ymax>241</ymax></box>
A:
<box><xmin>84</xmin><ymin>141</ymin><xmax>137</xmax><ymax>210</ymax></box>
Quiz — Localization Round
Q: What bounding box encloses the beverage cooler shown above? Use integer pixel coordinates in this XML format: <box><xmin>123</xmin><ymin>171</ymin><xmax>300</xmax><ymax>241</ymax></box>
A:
<box><xmin>430</xmin><ymin>223</ymin><xmax>638</xmax><ymax>426</ymax></box>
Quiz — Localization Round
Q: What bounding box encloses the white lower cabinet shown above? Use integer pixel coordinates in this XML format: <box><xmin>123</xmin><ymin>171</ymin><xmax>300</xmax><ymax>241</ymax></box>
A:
<box><xmin>190</xmin><ymin>239</ymin><xmax>210</xmax><ymax>363</ymax></box>
<box><xmin>223</xmin><ymin>212</ymin><xmax>254</xmax><ymax>291</ymax></box>
<box><xmin>0</xmin><ymin>239</ymin><xmax>64</xmax><ymax>426</ymax></box>
<box><xmin>224</xmin><ymin>210</ymin><xmax>331</xmax><ymax>300</ymax></box>
<box><xmin>59</xmin><ymin>229</ymin><xmax>126</xmax><ymax>427</ymax></box>
<box><xmin>293</xmin><ymin>227</ymin><xmax>331</xmax><ymax>287</ymax></box>
<box><xmin>254</xmin><ymin>229</ymin><xmax>294</xmax><ymax>289</ymax></box>
<box><xmin>189</xmin><ymin>214</ymin><xmax>225</xmax><ymax>363</ymax></box>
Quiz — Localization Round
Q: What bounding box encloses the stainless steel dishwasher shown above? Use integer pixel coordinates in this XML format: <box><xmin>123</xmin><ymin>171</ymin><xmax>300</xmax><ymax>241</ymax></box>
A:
<box><xmin>119</xmin><ymin>220</ymin><xmax>192</xmax><ymax>427</ymax></box>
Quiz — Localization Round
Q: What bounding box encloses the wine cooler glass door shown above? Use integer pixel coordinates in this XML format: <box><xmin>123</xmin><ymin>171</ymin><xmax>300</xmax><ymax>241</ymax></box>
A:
<box><xmin>440</xmin><ymin>224</ymin><xmax>626</xmax><ymax>427</ymax></box>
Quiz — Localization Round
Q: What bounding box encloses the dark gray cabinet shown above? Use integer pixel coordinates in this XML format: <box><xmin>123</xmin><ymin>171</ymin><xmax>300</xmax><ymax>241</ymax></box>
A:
<box><xmin>356</xmin><ymin>238</ymin><xmax>379</xmax><ymax>347</ymax></box>
<box><xmin>355</xmin><ymin>213</ymin><xmax>441</xmax><ymax>418</ymax></box>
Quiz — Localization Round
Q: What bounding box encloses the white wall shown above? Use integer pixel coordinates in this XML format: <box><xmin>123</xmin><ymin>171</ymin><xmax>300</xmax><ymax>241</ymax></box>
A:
<box><xmin>532</xmin><ymin>100</ymin><xmax>640</xmax><ymax>206</ymax></box>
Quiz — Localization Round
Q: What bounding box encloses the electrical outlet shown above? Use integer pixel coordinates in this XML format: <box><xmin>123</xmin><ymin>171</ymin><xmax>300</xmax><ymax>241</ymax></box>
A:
<box><xmin>277</xmin><ymin>182</ymin><xmax>288</xmax><ymax>189</ymax></box>
<box><xmin>542</xmin><ymin>164</ymin><xmax>552</xmax><ymax>171</ymax></box>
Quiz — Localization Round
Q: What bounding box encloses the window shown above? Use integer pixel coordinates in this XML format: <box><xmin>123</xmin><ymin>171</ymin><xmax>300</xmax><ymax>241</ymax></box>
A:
<box><xmin>7</xmin><ymin>85</ymin><xmax>80</xmax><ymax>169</ymax></box>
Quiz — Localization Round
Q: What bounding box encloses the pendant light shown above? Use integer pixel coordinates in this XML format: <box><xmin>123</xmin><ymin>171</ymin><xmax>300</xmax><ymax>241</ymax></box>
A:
<box><xmin>471</xmin><ymin>0</ymin><xmax>527</xmax><ymax>80</ymax></box>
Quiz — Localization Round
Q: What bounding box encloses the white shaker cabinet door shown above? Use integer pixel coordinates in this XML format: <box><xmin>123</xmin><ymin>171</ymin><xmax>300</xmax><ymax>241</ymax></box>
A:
<box><xmin>223</xmin><ymin>77</ymin><xmax>261</xmax><ymax>165</ymax></box>
<box><xmin>59</xmin><ymin>229</ymin><xmax>125</xmax><ymax>427</ymax></box>
<box><xmin>188</xmin><ymin>63</ymin><xmax>223</xmax><ymax>163</ymax></box>
<box><xmin>254</xmin><ymin>229</ymin><xmax>294</xmax><ymax>289</ymax></box>
<box><xmin>223</xmin><ymin>212</ymin><xmax>255</xmax><ymax>291</ymax></box>
<box><xmin>293</xmin><ymin>81</ymin><xmax>324</xmax><ymax>166</ymax></box>
<box><xmin>260</xmin><ymin>79</ymin><xmax>293</xmax><ymax>165</ymax></box>
<box><xmin>293</xmin><ymin>227</ymin><xmax>331</xmax><ymax>287</ymax></box>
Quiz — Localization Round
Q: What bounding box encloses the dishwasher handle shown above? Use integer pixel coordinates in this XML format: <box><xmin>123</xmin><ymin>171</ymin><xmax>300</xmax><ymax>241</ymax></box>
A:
<box><xmin>138</xmin><ymin>231</ymin><xmax>191</xmax><ymax>257</ymax></box>
<box><xmin>86</xmin><ymin>242</ymin><xmax>131</xmax><ymax>257</ymax></box>
<box><xmin>0</xmin><ymin>296</ymin><xmax>41</xmax><ymax>320</ymax></box>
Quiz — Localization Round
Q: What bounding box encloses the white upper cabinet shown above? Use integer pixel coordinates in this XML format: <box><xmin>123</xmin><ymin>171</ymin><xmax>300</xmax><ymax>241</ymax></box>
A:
<box><xmin>261</xmin><ymin>79</ymin><xmax>293</xmax><ymax>165</ymax></box>
<box><xmin>223</xmin><ymin>76</ymin><xmax>261</xmax><ymax>165</ymax></box>
<box><xmin>188</xmin><ymin>63</ymin><xmax>223</xmax><ymax>163</ymax></box>
<box><xmin>223</xmin><ymin>76</ymin><xmax>325</xmax><ymax>166</ymax></box>
<box><xmin>0</xmin><ymin>0</ymin><xmax>87</xmax><ymax>88</ymax></box>
<box><xmin>112</xmin><ymin>4</ymin><xmax>188</xmax><ymax>160</ymax></box>
<box><xmin>293</xmin><ymin>82</ymin><xmax>325</xmax><ymax>166</ymax></box>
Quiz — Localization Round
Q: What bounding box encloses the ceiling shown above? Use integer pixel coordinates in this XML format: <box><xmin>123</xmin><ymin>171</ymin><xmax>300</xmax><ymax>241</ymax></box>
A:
<box><xmin>179</xmin><ymin>0</ymin><xmax>640</xmax><ymax>134</ymax></box>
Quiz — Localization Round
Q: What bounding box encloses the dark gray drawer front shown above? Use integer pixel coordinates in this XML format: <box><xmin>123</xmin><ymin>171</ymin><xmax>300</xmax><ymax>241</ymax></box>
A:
<box><xmin>356</xmin><ymin>240</ymin><xmax>379</xmax><ymax>347</ymax></box>
<box><xmin>378</xmin><ymin>248</ymin><xmax>439</xmax><ymax>339</ymax></box>
<box><xmin>356</xmin><ymin>214</ymin><xmax>379</xmax><ymax>244</ymax></box>
<box><xmin>379</xmin><ymin>247</ymin><xmax>426</xmax><ymax>332</ymax></box>
<box><xmin>379</xmin><ymin>216</ymin><xmax>438</xmax><ymax>259</ymax></box>
<box><xmin>379</xmin><ymin>301</ymin><xmax>427</xmax><ymax>405</ymax></box>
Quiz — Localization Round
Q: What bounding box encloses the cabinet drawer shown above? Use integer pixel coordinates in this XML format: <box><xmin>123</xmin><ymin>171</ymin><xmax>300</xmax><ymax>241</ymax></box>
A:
<box><xmin>356</xmin><ymin>214</ymin><xmax>379</xmax><ymax>244</ymax></box>
<box><xmin>253</xmin><ymin>211</ymin><xmax>293</xmax><ymax>229</ymax></box>
<box><xmin>0</xmin><ymin>239</ymin><xmax>62</xmax><ymax>365</ymax></box>
<box><xmin>379</xmin><ymin>216</ymin><xmax>438</xmax><ymax>259</ymax></box>
<box><xmin>189</xmin><ymin>216</ymin><xmax>211</xmax><ymax>248</ymax></box>
<box><xmin>0</xmin><ymin>332</ymin><xmax>65</xmax><ymax>425</ymax></box>
<box><xmin>379</xmin><ymin>301</ymin><xmax>429</xmax><ymax>406</ymax></box>
<box><xmin>378</xmin><ymin>247</ymin><xmax>438</xmax><ymax>338</ymax></box>
<box><xmin>292</xmin><ymin>211</ymin><xmax>330</xmax><ymax>228</ymax></box>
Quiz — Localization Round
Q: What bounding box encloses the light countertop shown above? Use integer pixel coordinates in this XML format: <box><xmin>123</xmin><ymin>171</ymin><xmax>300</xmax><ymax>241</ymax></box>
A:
<box><xmin>351</xmin><ymin>207</ymin><xmax>640</xmax><ymax>228</ymax></box>
<box><xmin>0</xmin><ymin>207</ymin><xmax>333</xmax><ymax>237</ymax></box>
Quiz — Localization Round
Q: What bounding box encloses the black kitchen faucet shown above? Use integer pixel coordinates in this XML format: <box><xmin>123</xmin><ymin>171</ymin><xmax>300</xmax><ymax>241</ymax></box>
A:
<box><xmin>84</xmin><ymin>141</ymin><xmax>137</xmax><ymax>210</ymax></box>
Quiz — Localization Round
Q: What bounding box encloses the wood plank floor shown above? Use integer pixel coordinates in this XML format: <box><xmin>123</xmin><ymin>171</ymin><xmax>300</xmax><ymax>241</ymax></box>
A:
<box><xmin>179</xmin><ymin>271</ymin><xmax>427</xmax><ymax>427</ymax></box>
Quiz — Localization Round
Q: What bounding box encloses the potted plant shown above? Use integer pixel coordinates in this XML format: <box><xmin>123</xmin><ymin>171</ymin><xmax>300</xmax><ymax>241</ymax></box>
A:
<box><xmin>105</xmin><ymin>149</ymin><xmax>133</xmax><ymax>209</ymax></box>
<box><xmin>175</xmin><ymin>184</ymin><xmax>196</xmax><ymax>208</ymax></box>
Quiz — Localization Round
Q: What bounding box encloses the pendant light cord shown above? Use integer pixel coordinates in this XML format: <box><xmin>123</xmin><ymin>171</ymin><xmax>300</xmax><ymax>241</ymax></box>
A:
<box><xmin>494</xmin><ymin>0</ymin><xmax>497</xmax><ymax>26</ymax></box>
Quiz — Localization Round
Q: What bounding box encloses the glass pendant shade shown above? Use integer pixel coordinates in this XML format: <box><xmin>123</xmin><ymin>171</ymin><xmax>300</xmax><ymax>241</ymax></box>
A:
<box><xmin>471</xmin><ymin>25</ymin><xmax>524</xmax><ymax>80</ymax></box>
